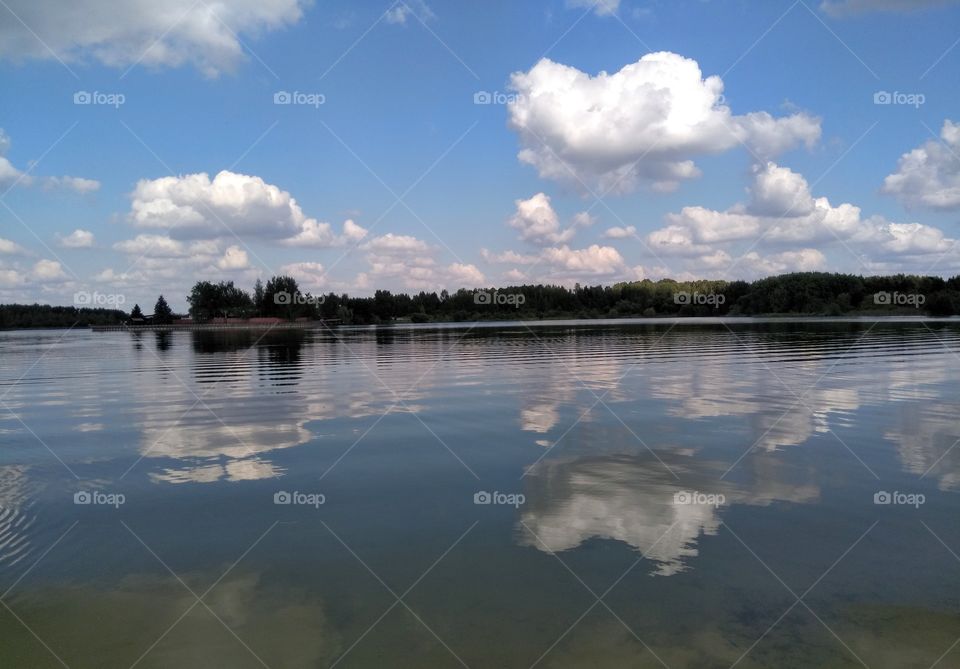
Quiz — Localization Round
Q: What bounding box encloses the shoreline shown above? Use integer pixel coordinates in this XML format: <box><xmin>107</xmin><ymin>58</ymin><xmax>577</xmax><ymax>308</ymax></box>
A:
<box><xmin>2</xmin><ymin>313</ymin><xmax>957</xmax><ymax>332</ymax></box>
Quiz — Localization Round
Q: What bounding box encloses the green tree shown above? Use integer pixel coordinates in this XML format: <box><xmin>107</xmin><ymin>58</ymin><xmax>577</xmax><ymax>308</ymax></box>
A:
<box><xmin>187</xmin><ymin>281</ymin><xmax>253</xmax><ymax>321</ymax></box>
<box><xmin>253</xmin><ymin>278</ymin><xmax>265</xmax><ymax>316</ymax></box>
<box><xmin>262</xmin><ymin>275</ymin><xmax>301</xmax><ymax>318</ymax></box>
<box><xmin>153</xmin><ymin>295</ymin><xmax>173</xmax><ymax>324</ymax></box>
<box><xmin>130</xmin><ymin>304</ymin><xmax>144</xmax><ymax>320</ymax></box>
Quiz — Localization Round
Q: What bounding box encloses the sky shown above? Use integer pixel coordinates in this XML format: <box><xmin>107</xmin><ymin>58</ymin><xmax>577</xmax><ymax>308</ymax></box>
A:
<box><xmin>1</xmin><ymin>0</ymin><xmax>960</xmax><ymax>312</ymax></box>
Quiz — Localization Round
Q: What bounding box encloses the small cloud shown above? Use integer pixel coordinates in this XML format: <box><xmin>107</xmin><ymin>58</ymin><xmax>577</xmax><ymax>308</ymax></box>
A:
<box><xmin>44</xmin><ymin>176</ymin><xmax>100</xmax><ymax>194</ymax></box>
<box><xmin>572</xmin><ymin>212</ymin><xmax>597</xmax><ymax>228</ymax></box>
<box><xmin>821</xmin><ymin>0</ymin><xmax>959</xmax><ymax>17</ymax></box>
<box><xmin>0</xmin><ymin>128</ymin><xmax>98</xmax><ymax>194</ymax></box>
<box><xmin>508</xmin><ymin>193</ymin><xmax>576</xmax><ymax>246</ymax></box>
<box><xmin>0</xmin><ymin>237</ymin><xmax>27</xmax><ymax>255</ymax></box>
<box><xmin>385</xmin><ymin>0</ymin><xmax>435</xmax><ymax>24</ymax></box>
<box><xmin>57</xmin><ymin>229</ymin><xmax>95</xmax><ymax>248</ymax></box>
<box><xmin>216</xmin><ymin>245</ymin><xmax>250</xmax><ymax>270</ymax></box>
<box><xmin>566</xmin><ymin>0</ymin><xmax>621</xmax><ymax>16</ymax></box>
<box><xmin>602</xmin><ymin>226</ymin><xmax>637</xmax><ymax>239</ymax></box>
<box><xmin>32</xmin><ymin>259</ymin><xmax>67</xmax><ymax>281</ymax></box>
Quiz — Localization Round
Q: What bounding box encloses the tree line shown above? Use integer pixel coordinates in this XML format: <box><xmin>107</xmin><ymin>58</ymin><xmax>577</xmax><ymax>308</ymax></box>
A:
<box><xmin>2</xmin><ymin>272</ymin><xmax>959</xmax><ymax>329</ymax></box>
<box><xmin>182</xmin><ymin>272</ymin><xmax>960</xmax><ymax>324</ymax></box>
<box><xmin>0</xmin><ymin>304</ymin><xmax>128</xmax><ymax>329</ymax></box>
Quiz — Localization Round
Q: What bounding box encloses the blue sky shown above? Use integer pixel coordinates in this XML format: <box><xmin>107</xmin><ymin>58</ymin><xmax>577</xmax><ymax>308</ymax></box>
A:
<box><xmin>1</xmin><ymin>0</ymin><xmax>959</xmax><ymax>310</ymax></box>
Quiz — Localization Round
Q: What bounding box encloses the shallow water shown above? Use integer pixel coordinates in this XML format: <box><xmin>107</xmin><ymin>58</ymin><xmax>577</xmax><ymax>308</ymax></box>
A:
<box><xmin>0</xmin><ymin>320</ymin><xmax>958</xmax><ymax>668</ymax></box>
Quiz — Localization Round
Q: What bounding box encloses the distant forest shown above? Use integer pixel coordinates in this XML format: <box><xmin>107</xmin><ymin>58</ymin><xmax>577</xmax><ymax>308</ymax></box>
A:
<box><xmin>2</xmin><ymin>272</ymin><xmax>960</xmax><ymax>329</ymax></box>
<box><xmin>0</xmin><ymin>304</ymin><xmax>128</xmax><ymax>329</ymax></box>
<box><xmin>187</xmin><ymin>272</ymin><xmax>960</xmax><ymax>323</ymax></box>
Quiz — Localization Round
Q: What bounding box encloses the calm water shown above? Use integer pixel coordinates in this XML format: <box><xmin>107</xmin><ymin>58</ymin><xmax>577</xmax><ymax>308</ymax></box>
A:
<box><xmin>1</xmin><ymin>319</ymin><xmax>959</xmax><ymax>668</ymax></box>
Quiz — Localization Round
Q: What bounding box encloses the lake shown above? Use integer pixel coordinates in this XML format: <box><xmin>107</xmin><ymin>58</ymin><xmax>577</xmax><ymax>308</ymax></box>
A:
<box><xmin>1</xmin><ymin>319</ymin><xmax>958</xmax><ymax>668</ymax></box>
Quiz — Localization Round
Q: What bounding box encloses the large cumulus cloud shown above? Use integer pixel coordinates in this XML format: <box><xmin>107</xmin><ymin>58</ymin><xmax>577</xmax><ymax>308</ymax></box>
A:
<box><xmin>128</xmin><ymin>170</ymin><xmax>366</xmax><ymax>247</ymax></box>
<box><xmin>507</xmin><ymin>52</ymin><xmax>820</xmax><ymax>194</ymax></box>
<box><xmin>882</xmin><ymin>120</ymin><xmax>960</xmax><ymax>211</ymax></box>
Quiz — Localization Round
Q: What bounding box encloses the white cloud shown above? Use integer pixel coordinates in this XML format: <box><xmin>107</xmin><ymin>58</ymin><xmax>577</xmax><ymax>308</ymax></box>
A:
<box><xmin>282</xmin><ymin>218</ymin><xmax>369</xmax><ymax>248</ymax></box>
<box><xmin>507</xmin><ymin>193</ymin><xmax>595</xmax><ymax>247</ymax></box>
<box><xmin>446</xmin><ymin>262</ymin><xmax>485</xmax><ymax>287</ymax></box>
<box><xmin>57</xmin><ymin>229</ymin><xmax>95</xmax><ymax>248</ymax></box>
<box><xmin>0</xmin><ymin>129</ymin><xmax>21</xmax><ymax>186</ymax></box>
<box><xmin>280</xmin><ymin>262</ymin><xmax>327</xmax><ymax>289</ymax></box>
<box><xmin>882</xmin><ymin>120</ymin><xmax>960</xmax><ymax>211</ymax></box>
<box><xmin>0</xmin><ymin>268</ymin><xmax>25</xmax><ymax>287</ymax></box>
<box><xmin>480</xmin><ymin>249</ymin><xmax>539</xmax><ymax>265</ymax></box>
<box><xmin>566</xmin><ymin>0</ymin><xmax>621</xmax><ymax>16</ymax></box>
<box><xmin>508</xmin><ymin>193</ymin><xmax>576</xmax><ymax>245</ymax></box>
<box><xmin>216</xmin><ymin>245</ymin><xmax>249</xmax><ymax>271</ymax></box>
<box><xmin>349</xmin><ymin>232</ymin><xmax>484</xmax><ymax>292</ymax></box>
<box><xmin>602</xmin><ymin>225</ymin><xmax>637</xmax><ymax>239</ymax></box>
<box><xmin>646</xmin><ymin>161</ymin><xmax>960</xmax><ymax>276</ymax></box>
<box><xmin>646</xmin><ymin>224</ymin><xmax>708</xmax><ymax>256</ymax></box>
<box><xmin>507</xmin><ymin>52</ymin><xmax>820</xmax><ymax>193</ymax></box>
<box><xmin>113</xmin><ymin>234</ymin><xmax>219</xmax><ymax>258</ymax></box>
<box><xmin>738</xmin><ymin>249</ymin><xmax>828</xmax><ymax>275</ymax></box>
<box><xmin>360</xmin><ymin>233</ymin><xmax>431</xmax><ymax>254</ymax></box>
<box><xmin>571</xmin><ymin>211</ymin><xmax>597</xmax><ymax>228</ymax></box>
<box><xmin>385</xmin><ymin>0</ymin><xmax>435</xmax><ymax>24</ymax></box>
<box><xmin>32</xmin><ymin>259</ymin><xmax>67</xmax><ymax>281</ymax></box>
<box><xmin>821</xmin><ymin>0</ymin><xmax>959</xmax><ymax>17</ymax></box>
<box><xmin>0</xmin><ymin>128</ymin><xmax>99</xmax><ymax>193</ymax></box>
<box><xmin>43</xmin><ymin>176</ymin><xmax>101</xmax><ymax>194</ymax></box>
<box><xmin>0</xmin><ymin>238</ymin><xmax>27</xmax><ymax>255</ymax></box>
<box><xmin>540</xmin><ymin>244</ymin><xmax>627</xmax><ymax>276</ymax></box>
<box><xmin>746</xmin><ymin>161</ymin><xmax>815</xmax><ymax>216</ymax></box>
<box><xmin>483</xmin><ymin>242</ymin><xmax>636</xmax><ymax>281</ymax></box>
<box><xmin>0</xmin><ymin>0</ymin><xmax>307</xmax><ymax>76</ymax></box>
<box><xmin>130</xmin><ymin>170</ymin><xmax>351</xmax><ymax>246</ymax></box>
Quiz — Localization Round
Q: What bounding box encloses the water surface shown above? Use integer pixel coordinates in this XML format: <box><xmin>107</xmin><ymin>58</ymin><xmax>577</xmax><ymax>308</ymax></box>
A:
<box><xmin>1</xmin><ymin>319</ymin><xmax>959</xmax><ymax>668</ymax></box>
